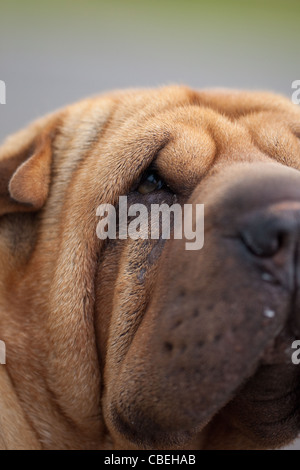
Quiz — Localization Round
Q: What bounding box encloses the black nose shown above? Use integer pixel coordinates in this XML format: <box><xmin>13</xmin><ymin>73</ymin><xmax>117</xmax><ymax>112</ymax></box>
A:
<box><xmin>240</xmin><ymin>203</ymin><xmax>300</xmax><ymax>259</ymax></box>
<box><xmin>239</xmin><ymin>202</ymin><xmax>300</xmax><ymax>336</ymax></box>
<box><xmin>239</xmin><ymin>202</ymin><xmax>300</xmax><ymax>292</ymax></box>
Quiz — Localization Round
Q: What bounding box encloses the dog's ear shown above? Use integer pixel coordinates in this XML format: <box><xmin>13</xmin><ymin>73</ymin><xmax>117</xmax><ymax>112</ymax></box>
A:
<box><xmin>0</xmin><ymin>118</ymin><xmax>59</xmax><ymax>216</ymax></box>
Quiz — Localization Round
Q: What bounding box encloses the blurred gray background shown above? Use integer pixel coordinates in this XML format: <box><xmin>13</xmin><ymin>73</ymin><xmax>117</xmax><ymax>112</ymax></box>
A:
<box><xmin>1</xmin><ymin>0</ymin><xmax>300</xmax><ymax>141</ymax></box>
<box><xmin>0</xmin><ymin>0</ymin><xmax>299</xmax><ymax>449</ymax></box>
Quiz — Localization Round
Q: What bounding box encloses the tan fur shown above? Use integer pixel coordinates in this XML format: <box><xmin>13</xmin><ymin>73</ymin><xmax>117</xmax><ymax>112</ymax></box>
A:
<box><xmin>0</xmin><ymin>86</ymin><xmax>300</xmax><ymax>449</ymax></box>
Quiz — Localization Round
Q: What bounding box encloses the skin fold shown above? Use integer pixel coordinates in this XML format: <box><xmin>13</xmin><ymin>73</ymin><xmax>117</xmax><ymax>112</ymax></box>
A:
<box><xmin>0</xmin><ymin>86</ymin><xmax>299</xmax><ymax>449</ymax></box>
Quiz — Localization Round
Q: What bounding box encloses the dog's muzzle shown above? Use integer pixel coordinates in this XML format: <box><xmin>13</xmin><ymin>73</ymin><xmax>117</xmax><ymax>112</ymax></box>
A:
<box><xmin>108</xmin><ymin>161</ymin><xmax>300</xmax><ymax>447</ymax></box>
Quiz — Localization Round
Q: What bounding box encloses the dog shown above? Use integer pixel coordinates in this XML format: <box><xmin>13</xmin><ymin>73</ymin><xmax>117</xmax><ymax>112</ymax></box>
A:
<box><xmin>0</xmin><ymin>86</ymin><xmax>300</xmax><ymax>450</ymax></box>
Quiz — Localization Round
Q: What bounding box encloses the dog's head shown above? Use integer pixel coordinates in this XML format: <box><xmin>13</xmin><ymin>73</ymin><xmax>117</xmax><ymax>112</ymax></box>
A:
<box><xmin>0</xmin><ymin>86</ymin><xmax>300</xmax><ymax>449</ymax></box>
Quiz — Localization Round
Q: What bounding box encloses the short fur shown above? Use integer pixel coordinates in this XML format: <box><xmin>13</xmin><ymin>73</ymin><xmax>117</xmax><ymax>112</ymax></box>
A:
<box><xmin>0</xmin><ymin>86</ymin><xmax>300</xmax><ymax>449</ymax></box>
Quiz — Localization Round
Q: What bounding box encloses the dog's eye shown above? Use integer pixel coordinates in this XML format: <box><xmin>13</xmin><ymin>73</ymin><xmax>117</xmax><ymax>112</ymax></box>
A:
<box><xmin>137</xmin><ymin>170</ymin><xmax>165</xmax><ymax>194</ymax></box>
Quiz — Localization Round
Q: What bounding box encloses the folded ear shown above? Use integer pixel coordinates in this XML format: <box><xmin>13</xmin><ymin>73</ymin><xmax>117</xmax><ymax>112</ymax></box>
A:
<box><xmin>0</xmin><ymin>117</ymin><xmax>59</xmax><ymax>216</ymax></box>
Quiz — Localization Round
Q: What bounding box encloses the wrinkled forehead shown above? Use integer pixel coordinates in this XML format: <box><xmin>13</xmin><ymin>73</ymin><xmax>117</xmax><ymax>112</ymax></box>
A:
<box><xmin>197</xmin><ymin>90</ymin><xmax>300</xmax><ymax>167</ymax></box>
<box><xmin>152</xmin><ymin>91</ymin><xmax>300</xmax><ymax>193</ymax></box>
<box><xmin>57</xmin><ymin>87</ymin><xmax>300</xmax><ymax>202</ymax></box>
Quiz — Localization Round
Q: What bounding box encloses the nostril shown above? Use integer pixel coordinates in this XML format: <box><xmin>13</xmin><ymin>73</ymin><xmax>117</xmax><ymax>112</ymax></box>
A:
<box><xmin>239</xmin><ymin>206</ymin><xmax>300</xmax><ymax>259</ymax></box>
<box><xmin>240</xmin><ymin>229</ymin><xmax>279</xmax><ymax>258</ymax></box>
<box><xmin>240</xmin><ymin>226</ymin><xmax>286</xmax><ymax>258</ymax></box>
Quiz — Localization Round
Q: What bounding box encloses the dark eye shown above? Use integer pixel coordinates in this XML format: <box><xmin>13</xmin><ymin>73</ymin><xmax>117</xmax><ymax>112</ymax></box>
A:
<box><xmin>137</xmin><ymin>169</ymin><xmax>165</xmax><ymax>194</ymax></box>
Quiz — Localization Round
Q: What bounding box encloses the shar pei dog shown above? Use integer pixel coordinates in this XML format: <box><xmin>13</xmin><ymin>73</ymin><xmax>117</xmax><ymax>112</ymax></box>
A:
<box><xmin>0</xmin><ymin>86</ymin><xmax>300</xmax><ymax>450</ymax></box>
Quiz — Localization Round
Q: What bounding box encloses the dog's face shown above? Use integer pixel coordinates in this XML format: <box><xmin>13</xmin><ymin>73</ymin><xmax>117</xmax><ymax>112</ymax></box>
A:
<box><xmin>0</xmin><ymin>86</ymin><xmax>300</xmax><ymax>450</ymax></box>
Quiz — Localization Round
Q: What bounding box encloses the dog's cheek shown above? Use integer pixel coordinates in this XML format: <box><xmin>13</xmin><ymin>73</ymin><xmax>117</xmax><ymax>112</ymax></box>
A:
<box><xmin>94</xmin><ymin>190</ymin><xmax>173</xmax><ymax>373</ymax></box>
<box><xmin>94</xmin><ymin>236</ymin><xmax>166</xmax><ymax>379</ymax></box>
